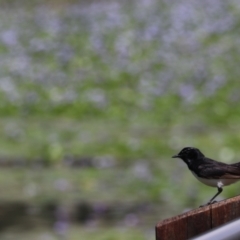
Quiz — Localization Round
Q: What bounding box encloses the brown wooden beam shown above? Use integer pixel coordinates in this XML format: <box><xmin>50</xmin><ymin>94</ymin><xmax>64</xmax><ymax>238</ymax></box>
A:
<box><xmin>156</xmin><ymin>195</ymin><xmax>240</xmax><ymax>240</ymax></box>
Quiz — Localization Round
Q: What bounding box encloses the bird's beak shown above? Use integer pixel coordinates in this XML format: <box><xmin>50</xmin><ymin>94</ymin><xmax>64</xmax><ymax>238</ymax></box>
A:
<box><xmin>172</xmin><ymin>155</ymin><xmax>179</xmax><ymax>158</ymax></box>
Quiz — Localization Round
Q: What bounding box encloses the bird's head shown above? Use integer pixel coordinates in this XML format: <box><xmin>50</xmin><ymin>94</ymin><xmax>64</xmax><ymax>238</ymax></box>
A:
<box><xmin>172</xmin><ymin>147</ymin><xmax>205</xmax><ymax>164</ymax></box>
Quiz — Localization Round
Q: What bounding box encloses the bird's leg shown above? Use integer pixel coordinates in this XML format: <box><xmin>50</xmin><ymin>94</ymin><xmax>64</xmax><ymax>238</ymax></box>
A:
<box><xmin>200</xmin><ymin>187</ymin><xmax>223</xmax><ymax>207</ymax></box>
<box><xmin>208</xmin><ymin>187</ymin><xmax>223</xmax><ymax>204</ymax></box>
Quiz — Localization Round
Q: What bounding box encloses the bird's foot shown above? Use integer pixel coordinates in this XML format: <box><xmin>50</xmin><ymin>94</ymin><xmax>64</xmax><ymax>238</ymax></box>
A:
<box><xmin>199</xmin><ymin>201</ymin><xmax>217</xmax><ymax>207</ymax></box>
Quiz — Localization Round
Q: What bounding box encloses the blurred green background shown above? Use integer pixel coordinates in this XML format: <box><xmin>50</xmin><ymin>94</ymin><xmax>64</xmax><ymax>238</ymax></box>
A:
<box><xmin>0</xmin><ymin>0</ymin><xmax>240</xmax><ymax>239</ymax></box>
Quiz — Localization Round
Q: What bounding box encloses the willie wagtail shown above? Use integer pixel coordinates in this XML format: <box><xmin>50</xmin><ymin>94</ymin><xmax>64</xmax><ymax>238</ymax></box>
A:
<box><xmin>172</xmin><ymin>147</ymin><xmax>240</xmax><ymax>206</ymax></box>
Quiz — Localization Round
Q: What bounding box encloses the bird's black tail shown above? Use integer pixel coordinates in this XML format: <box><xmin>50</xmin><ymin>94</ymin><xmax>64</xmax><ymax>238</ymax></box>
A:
<box><xmin>231</xmin><ymin>162</ymin><xmax>240</xmax><ymax>168</ymax></box>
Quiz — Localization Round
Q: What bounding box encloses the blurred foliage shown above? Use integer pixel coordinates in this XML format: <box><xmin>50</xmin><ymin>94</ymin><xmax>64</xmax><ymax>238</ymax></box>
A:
<box><xmin>0</xmin><ymin>0</ymin><xmax>240</xmax><ymax>239</ymax></box>
<box><xmin>0</xmin><ymin>225</ymin><xmax>152</xmax><ymax>240</ymax></box>
<box><xmin>0</xmin><ymin>0</ymin><xmax>240</xmax><ymax>163</ymax></box>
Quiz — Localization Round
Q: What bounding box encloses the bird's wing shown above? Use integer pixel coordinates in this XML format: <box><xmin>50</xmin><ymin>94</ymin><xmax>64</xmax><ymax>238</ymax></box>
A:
<box><xmin>198</xmin><ymin>164</ymin><xmax>240</xmax><ymax>179</ymax></box>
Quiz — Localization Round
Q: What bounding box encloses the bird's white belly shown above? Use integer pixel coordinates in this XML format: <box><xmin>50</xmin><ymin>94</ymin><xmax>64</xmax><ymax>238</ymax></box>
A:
<box><xmin>191</xmin><ymin>171</ymin><xmax>240</xmax><ymax>188</ymax></box>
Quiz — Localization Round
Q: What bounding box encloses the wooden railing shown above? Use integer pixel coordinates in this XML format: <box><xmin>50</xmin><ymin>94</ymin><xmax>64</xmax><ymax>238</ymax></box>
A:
<box><xmin>156</xmin><ymin>195</ymin><xmax>240</xmax><ymax>240</ymax></box>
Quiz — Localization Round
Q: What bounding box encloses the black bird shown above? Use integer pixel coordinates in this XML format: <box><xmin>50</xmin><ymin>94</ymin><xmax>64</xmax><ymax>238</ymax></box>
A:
<box><xmin>172</xmin><ymin>147</ymin><xmax>240</xmax><ymax>206</ymax></box>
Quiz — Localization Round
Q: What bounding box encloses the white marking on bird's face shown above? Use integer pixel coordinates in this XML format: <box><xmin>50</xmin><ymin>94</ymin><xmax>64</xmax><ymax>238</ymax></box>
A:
<box><xmin>191</xmin><ymin>171</ymin><xmax>240</xmax><ymax>187</ymax></box>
